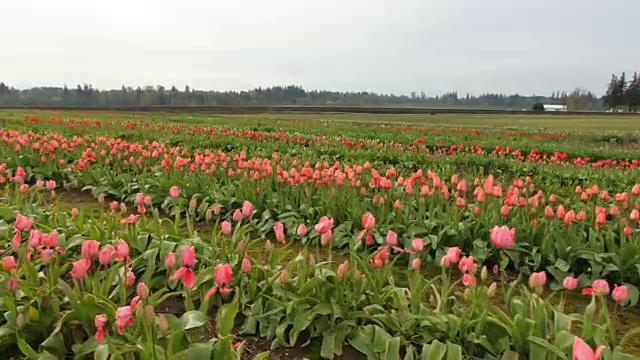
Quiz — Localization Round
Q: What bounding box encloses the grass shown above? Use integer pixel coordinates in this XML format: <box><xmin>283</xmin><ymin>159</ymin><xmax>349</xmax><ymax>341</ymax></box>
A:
<box><xmin>4</xmin><ymin>109</ymin><xmax>640</xmax><ymax>133</ymax></box>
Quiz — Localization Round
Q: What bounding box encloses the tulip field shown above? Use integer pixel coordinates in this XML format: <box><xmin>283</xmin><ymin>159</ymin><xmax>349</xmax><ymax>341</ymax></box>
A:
<box><xmin>1</xmin><ymin>109</ymin><xmax>640</xmax><ymax>360</ymax></box>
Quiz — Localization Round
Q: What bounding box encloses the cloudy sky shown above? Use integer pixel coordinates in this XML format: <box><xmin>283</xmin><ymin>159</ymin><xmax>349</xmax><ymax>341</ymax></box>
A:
<box><xmin>1</xmin><ymin>0</ymin><xmax>638</xmax><ymax>96</ymax></box>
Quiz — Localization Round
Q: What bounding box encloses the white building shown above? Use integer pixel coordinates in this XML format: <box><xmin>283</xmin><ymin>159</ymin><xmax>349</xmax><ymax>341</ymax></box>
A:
<box><xmin>543</xmin><ymin>104</ymin><xmax>567</xmax><ymax>112</ymax></box>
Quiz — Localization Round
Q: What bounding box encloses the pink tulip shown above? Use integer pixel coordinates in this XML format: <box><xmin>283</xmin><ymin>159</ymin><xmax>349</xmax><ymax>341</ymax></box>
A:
<box><xmin>125</xmin><ymin>271</ymin><xmax>135</xmax><ymax>287</ymax></box>
<box><xmin>45</xmin><ymin>180</ymin><xmax>56</xmax><ymax>191</ymax></box>
<box><xmin>114</xmin><ymin>239</ymin><xmax>130</xmax><ymax>262</ymax></box>
<box><xmin>528</xmin><ymin>272</ymin><xmax>547</xmax><ymax>291</ymax></box>
<box><xmin>232</xmin><ymin>210</ymin><xmax>242</xmax><ymax>222</ymax></box>
<box><xmin>8</xmin><ymin>277</ymin><xmax>19</xmax><ymax>292</ymax></box>
<box><xmin>170</xmin><ymin>267</ymin><xmax>196</xmax><ymax>288</ymax></box>
<box><xmin>14</xmin><ymin>213</ymin><xmax>33</xmax><ymax>232</ymax></box>
<box><xmin>572</xmin><ymin>337</ymin><xmax>604</xmax><ymax>360</ymax></box>
<box><xmin>274</xmin><ymin>222</ymin><xmax>286</xmax><ymax>244</ymax></box>
<box><xmin>297</xmin><ymin>224</ymin><xmax>308</xmax><ymax>237</ymax></box>
<box><xmin>98</xmin><ymin>245</ymin><xmax>115</xmax><ymax>265</ymax></box>
<box><xmin>241</xmin><ymin>255</ymin><xmax>252</xmax><ymax>273</ymax></box>
<box><xmin>43</xmin><ymin>231</ymin><xmax>58</xmax><ymax>248</ymax></box>
<box><xmin>70</xmin><ymin>259</ymin><xmax>91</xmax><ymax>279</ymax></box>
<box><xmin>137</xmin><ymin>282</ymin><xmax>149</xmax><ymax>299</ymax></box>
<box><xmin>462</xmin><ymin>274</ymin><xmax>476</xmax><ymax>287</ymax></box>
<box><xmin>115</xmin><ymin>306</ymin><xmax>134</xmax><ymax>334</ymax></box>
<box><xmin>490</xmin><ymin>226</ymin><xmax>515</xmax><ymax>249</ymax></box>
<box><xmin>19</xmin><ymin>184</ymin><xmax>29</xmax><ymax>193</ymax></box>
<box><xmin>458</xmin><ymin>256</ymin><xmax>475</xmax><ymax>274</ymax></box>
<box><xmin>314</xmin><ymin>216</ymin><xmax>334</xmax><ymax>234</ymax></box>
<box><xmin>386</xmin><ymin>230</ymin><xmax>398</xmax><ymax>246</ymax></box>
<box><xmin>70</xmin><ymin>208</ymin><xmax>79</xmax><ymax>217</ymax></box>
<box><xmin>181</xmin><ymin>246</ymin><xmax>196</xmax><ymax>267</ymax></box>
<box><xmin>612</xmin><ymin>285</ymin><xmax>629</xmax><ymax>303</ymax></box>
<box><xmin>361</xmin><ymin>213</ymin><xmax>376</xmax><ymax>231</ymax></box>
<box><xmin>440</xmin><ymin>247</ymin><xmax>461</xmax><ymax>267</ymax></box>
<box><xmin>164</xmin><ymin>252</ymin><xmax>176</xmax><ymax>269</ymax></box>
<box><xmin>411</xmin><ymin>238</ymin><xmax>424</xmax><ymax>252</ymax></box>
<box><xmin>27</xmin><ymin>230</ymin><xmax>43</xmax><ymax>248</ymax></box>
<box><xmin>221</xmin><ymin>221</ymin><xmax>232</xmax><ymax>235</ymax></box>
<box><xmin>563</xmin><ymin>276</ymin><xmax>578</xmax><ymax>291</ymax></box>
<box><xmin>214</xmin><ymin>263</ymin><xmax>233</xmax><ymax>288</ymax></box>
<box><xmin>337</xmin><ymin>260</ymin><xmax>349</xmax><ymax>278</ymax></box>
<box><xmin>393</xmin><ymin>199</ymin><xmax>402</xmax><ymax>210</ymax></box>
<box><xmin>81</xmin><ymin>240</ymin><xmax>100</xmax><ymax>261</ymax></box>
<box><xmin>591</xmin><ymin>279</ymin><xmax>610</xmax><ymax>296</ymax></box>
<box><xmin>411</xmin><ymin>258</ymin><xmax>421</xmax><ymax>271</ymax></box>
<box><xmin>241</xmin><ymin>201</ymin><xmax>253</xmax><ymax>218</ymax></box>
<box><xmin>169</xmin><ymin>186</ymin><xmax>180</xmax><ymax>199</ymax></box>
<box><xmin>2</xmin><ymin>256</ymin><xmax>17</xmax><ymax>271</ymax></box>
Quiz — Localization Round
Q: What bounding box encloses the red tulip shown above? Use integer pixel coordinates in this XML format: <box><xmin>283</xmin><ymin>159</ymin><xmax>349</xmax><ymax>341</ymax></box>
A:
<box><xmin>181</xmin><ymin>246</ymin><xmax>196</xmax><ymax>268</ymax></box>
<box><xmin>8</xmin><ymin>277</ymin><xmax>19</xmax><ymax>292</ymax></box>
<box><xmin>361</xmin><ymin>213</ymin><xmax>376</xmax><ymax>231</ymax></box>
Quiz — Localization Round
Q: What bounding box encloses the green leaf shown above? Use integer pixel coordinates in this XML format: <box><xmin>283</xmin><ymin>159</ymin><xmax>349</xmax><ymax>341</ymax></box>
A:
<box><xmin>253</xmin><ymin>352</ymin><xmax>271</xmax><ymax>360</ymax></box>
<box><xmin>17</xmin><ymin>336</ymin><xmax>38</xmax><ymax>360</ymax></box>
<box><xmin>620</xmin><ymin>327</ymin><xmax>640</xmax><ymax>347</ymax></box>
<box><xmin>180</xmin><ymin>311</ymin><xmax>208</xmax><ymax>331</ymax></box>
<box><xmin>445</xmin><ymin>343</ymin><xmax>462</xmax><ymax>360</ymax></box>
<box><xmin>382</xmin><ymin>337</ymin><xmax>401</xmax><ymax>360</ymax></box>
<box><xmin>290</xmin><ymin>310</ymin><xmax>312</xmax><ymax>346</ymax></box>
<box><xmin>501</xmin><ymin>350</ymin><xmax>519</xmax><ymax>360</ymax></box>
<box><xmin>349</xmin><ymin>327</ymin><xmax>377</xmax><ymax>360</ymax></box>
<box><xmin>217</xmin><ymin>296</ymin><xmax>239</xmax><ymax>337</ymax></box>
<box><xmin>170</xmin><ymin>342</ymin><xmax>213</xmax><ymax>360</ymax></box>
<box><xmin>527</xmin><ymin>336</ymin><xmax>566</xmax><ymax>360</ymax></box>
<box><xmin>321</xmin><ymin>332</ymin><xmax>336</xmax><ymax>359</ymax></box>
<box><xmin>37</xmin><ymin>351</ymin><xmax>58</xmax><ymax>360</ymax></box>
<box><xmin>94</xmin><ymin>344</ymin><xmax>109</xmax><ymax>360</ymax></box>
<box><xmin>421</xmin><ymin>341</ymin><xmax>446</xmax><ymax>360</ymax></box>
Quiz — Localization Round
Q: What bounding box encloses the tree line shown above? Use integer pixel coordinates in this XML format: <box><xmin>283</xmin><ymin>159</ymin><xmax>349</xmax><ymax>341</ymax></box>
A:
<box><xmin>603</xmin><ymin>72</ymin><xmax>640</xmax><ymax>112</ymax></box>
<box><xmin>0</xmin><ymin>79</ymin><xmax>626</xmax><ymax>111</ymax></box>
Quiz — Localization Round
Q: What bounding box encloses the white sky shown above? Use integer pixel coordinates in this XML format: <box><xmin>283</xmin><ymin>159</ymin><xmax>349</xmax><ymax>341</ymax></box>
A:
<box><xmin>1</xmin><ymin>0</ymin><xmax>638</xmax><ymax>95</ymax></box>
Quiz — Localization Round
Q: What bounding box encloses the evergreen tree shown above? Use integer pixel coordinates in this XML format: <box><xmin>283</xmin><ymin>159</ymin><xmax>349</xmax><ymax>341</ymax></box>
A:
<box><xmin>626</xmin><ymin>72</ymin><xmax>640</xmax><ymax>113</ymax></box>
<box><xmin>603</xmin><ymin>74</ymin><xmax>619</xmax><ymax>111</ymax></box>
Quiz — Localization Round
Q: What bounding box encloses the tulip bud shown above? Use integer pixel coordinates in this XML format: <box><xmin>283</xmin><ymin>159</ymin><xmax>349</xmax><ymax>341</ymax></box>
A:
<box><xmin>280</xmin><ymin>269</ymin><xmax>290</xmax><ymax>283</ymax></box>
<box><xmin>308</xmin><ymin>254</ymin><xmax>316</xmax><ymax>267</ymax></box>
<box><xmin>429</xmin><ymin>295</ymin><xmax>436</xmax><ymax>306</ymax></box>
<box><xmin>144</xmin><ymin>305</ymin><xmax>155</xmax><ymax>324</ymax></box>
<box><xmin>158</xmin><ymin>314</ymin><xmax>170</xmax><ymax>334</ymax></box>
<box><xmin>136</xmin><ymin>282</ymin><xmax>149</xmax><ymax>299</ymax></box>
<box><xmin>264</xmin><ymin>240</ymin><xmax>272</xmax><ymax>251</ymax></box>
<box><xmin>16</xmin><ymin>313</ymin><xmax>24</xmax><ymax>328</ymax></box>
<box><xmin>488</xmin><ymin>282</ymin><xmax>497</xmax><ymax>297</ymax></box>
<box><xmin>464</xmin><ymin>288</ymin><xmax>471</xmax><ymax>300</ymax></box>
<box><xmin>493</xmin><ymin>265</ymin><xmax>500</xmax><ymax>275</ymax></box>
<box><xmin>480</xmin><ymin>266</ymin><xmax>488</xmax><ymax>282</ymax></box>
<box><xmin>236</xmin><ymin>240</ymin><xmax>246</xmax><ymax>253</ymax></box>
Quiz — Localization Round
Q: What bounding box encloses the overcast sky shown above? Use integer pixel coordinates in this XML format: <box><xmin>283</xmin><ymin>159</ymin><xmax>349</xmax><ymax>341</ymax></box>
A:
<box><xmin>1</xmin><ymin>0</ymin><xmax>638</xmax><ymax>96</ymax></box>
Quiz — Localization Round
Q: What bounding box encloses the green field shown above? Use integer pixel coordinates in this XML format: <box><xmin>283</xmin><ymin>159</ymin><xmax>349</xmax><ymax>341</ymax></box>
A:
<box><xmin>1</xmin><ymin>109</ymin><xmax>640</xmax><ymax>359</ymax></box>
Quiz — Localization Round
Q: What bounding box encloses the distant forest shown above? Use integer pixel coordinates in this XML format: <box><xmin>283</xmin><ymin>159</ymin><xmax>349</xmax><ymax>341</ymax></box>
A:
<box><xmin>0</xmin><ymin>80</ymin><xmax>627</xmax><ymax>111</ymax></box>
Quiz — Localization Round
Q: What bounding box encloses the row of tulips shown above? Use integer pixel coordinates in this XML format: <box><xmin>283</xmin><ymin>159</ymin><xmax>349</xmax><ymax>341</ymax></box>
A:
<box><xmin>1</xmin><ymin>125</ymin><xmax>640</xmax><ymax>289</ymax></box>
<box><xmin>1</xmin><ymin>174</ymin><xmax>639</xmax><ymax>359</ymax></box>
<box><xmin>4</xmin><ymin>114</ymin><xmax>640</xmax><ymax>169</ymax></box>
